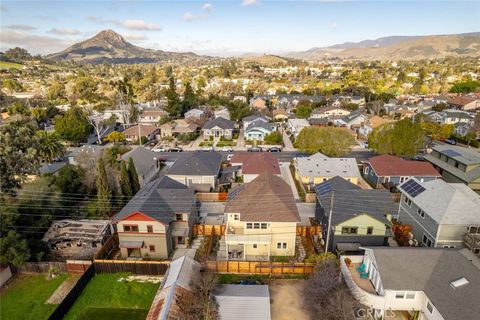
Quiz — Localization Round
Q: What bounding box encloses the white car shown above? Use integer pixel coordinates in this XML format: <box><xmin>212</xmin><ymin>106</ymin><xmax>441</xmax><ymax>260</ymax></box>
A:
<box><xmin>221</xmin><ymin>146</ymin><xmax>233</xmax><ymax>152</ymax></box>
<box><xmin>152</xmin><ymin>146</ymin><xmax>167</xmax><ymax>152</ymax></box>
<box><xmin>199</xmin><ymin>146</ymin><xmax>213</xmax><ymax>151</ymax></box>
<box><xmin>227</xmin><ymin>153</ymin><xmax>234</xmax><ymax>162</ymax></box>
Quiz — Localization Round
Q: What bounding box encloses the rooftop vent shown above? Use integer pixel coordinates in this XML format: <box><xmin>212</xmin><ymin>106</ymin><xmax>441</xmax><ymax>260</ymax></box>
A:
<box><xmin>450</xmin><ymin>277</ymin><xmax>469</xmax><ymax>289</ymax></box>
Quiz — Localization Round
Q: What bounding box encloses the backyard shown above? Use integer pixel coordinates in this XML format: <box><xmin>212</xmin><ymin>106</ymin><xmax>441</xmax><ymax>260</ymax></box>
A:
<box><xmin>64</xmin><ymin>273</ymin><xmax>160</xmax><ymax>320</ymax></box>
<box><xmin>0</xmin><ymin>273</ymin><xmax>70</xmax><ymax>320</ymax></box>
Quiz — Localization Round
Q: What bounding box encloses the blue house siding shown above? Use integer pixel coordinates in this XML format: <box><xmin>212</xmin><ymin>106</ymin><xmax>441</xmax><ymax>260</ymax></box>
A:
<box><xmin>363</xmin><ymin>162</ymin><xmax>381</xmax><ymax>188</ymax></box>
<box><xmin>363</xmin><ymin>162</ymin><xmax>439</xmax><ymax>189</ymax></box>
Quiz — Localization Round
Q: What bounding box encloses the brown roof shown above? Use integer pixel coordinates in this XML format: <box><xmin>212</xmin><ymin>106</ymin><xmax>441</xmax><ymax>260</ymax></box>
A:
<box><xmin>448</xmin><ymin>96</ymin><xmax>478</xmax><ymax>106</ymax></box>
<box><xmin>123</xmin><ymin>125</ymin><xmax>159</xmax><ymax>137</ymax></box>
<box><xmin>367</xmin><ymin>154</ymin><xmax>441</xmax><ymax>177</ymax></box>
<box><xmin>225</xmin><ymin>173</ymin><xmax>300</xmax><ymax>223</ymax></box>
<box><xmin>230</xmin><ymin>152</ymin><xmax>281</xmax><ymax>175</ymax></box>
<box><xmin>273</xmin><ymin>109</ymin><xmax>289</xmax><ymax>117</ymax></box>
<box><xmin>368</xmin><ymin>116</ymin><xmax>395</xmax><ymax>128</ymax></box>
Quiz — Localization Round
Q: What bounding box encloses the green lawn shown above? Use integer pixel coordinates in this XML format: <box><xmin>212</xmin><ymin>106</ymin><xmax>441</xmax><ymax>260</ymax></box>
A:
<box><xmin>0</xmin><ymin>273</ymin><xmax>69</xmax><ymax>320</ymax></box>
<box><xmin>64</xmin><ymin>273</ymin><xmax>159</xmax><ymax>320</ymax></box>
<box><xmin>0</xmin><ymin>61</ymin><xmax>23</xmax><ymax>69</ymax></box>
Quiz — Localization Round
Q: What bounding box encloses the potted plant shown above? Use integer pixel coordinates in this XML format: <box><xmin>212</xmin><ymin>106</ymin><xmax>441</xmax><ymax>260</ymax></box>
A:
<box><xmin>344</xmin><ymin>257</ymin><xmax>352</xmax><ymax>267</ymax></box>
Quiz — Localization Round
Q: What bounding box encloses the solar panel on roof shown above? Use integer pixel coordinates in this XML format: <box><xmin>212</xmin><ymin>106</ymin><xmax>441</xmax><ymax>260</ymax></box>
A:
<box><xmin>443</xmin><ymin>149</ymin><xmax>461</xmax><ymax>157</ymax></box>
<box><xmin>227</xmin><ymin>184</ymin><xmax>246</xmax><ymax>201</ymax></box>
<box><xmin>315</xmin><ymin>181</ymin><xmax>333</xmax><ymax>196</ymax></box>
<box><xmin>401</xmin><ymin>179</ymin><xmax>426</xmax><ymax>198</ymax></box>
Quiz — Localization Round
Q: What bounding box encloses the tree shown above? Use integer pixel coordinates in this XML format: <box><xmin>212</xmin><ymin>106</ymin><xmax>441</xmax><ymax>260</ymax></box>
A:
<box><xmin>7</xmin><ymin>101</ymin><xmax>29</xmax><ymax>115</ymax></box>
<box><xmin>295</xmin><ymin>127</ymin><xmax>356</xmax><ymax>157</ymax></box>
<box><xmin>55</xmin><ymin>164</ymin><xmax>85</xmax><ymax>197</ymax></box>
<box><xmin>120</xmin><ymin>161</ymin><xmax>133</xmax><ymax>199</ymax></box>
<box><xmin>420</xmin><ymin>122</ymin><xmax>454</xmax><ymax>141</ymax></box>
<box><xmin>182</xmin><ymin>82</ymin><xmax>198</xmax><ymax>114</ymax></box>
<box><xmin>264</xmin><ymin>131</ymin><xmax>283</xmax><ymax>145</ymax></box>
<box><xmin>127</xmin><ymin>157</ymin><xmax>140</xmax><ymax>195</ymax></box>
<box><xmin>0</xmin><ymin>120</ymin><xmax>41</xmax><ymax>192</ymax></box>
<box><xmin>343</xmin><ymin>103</ymin><xmax>359</xmax><ymax>112</ymax></box>
<box><xmin>36</xmin><ymin>131</ymin><xmax>66</xmax><ymax>163</ymax></box>
<box><xmin>4</xmin><ymin>47</ymin><xmax>32</xmax><ymax>61</ymax></box>
<box><xmin>2</xmin><ymin>79</ymin><xmax>24</xmax><ymax>93</ymax></box>
<box><xmin>104</xmin><ymin>131</ymin><xmax>126</xmax><ymax>144</ymax></box>
<box><xmin>55</xmin><ymin>107</ymin><xmax>92</xmax><ymax>144</ymax></box>
<box><xmin>450</xmin><ymin>80</ymin><xmax>480</xmax><ymax>93</ymax></box>
<box><xmin>0</xmin><ymin>231</ymin><xmax>31</xmax><ymax>267</ymax></box>
<box><xmin>47</xmin><ymin>82</ymin><xmax>66</xmax><ymax>102</ymax></box>
<box><xmin>96</xmin><ymin>158</ymin><xmax>111</xmax><ymax>217</ymax></box>
<box><xmin>111</xmin><ymin>78</ymin><xmax>136</xmax><ymax>128</ymax></box>
<box><xmin>368</xmin><ymin>119</ymin><xmax>424</xmax><ymax>157</ymax></box>
<box><xmin>294</xmin><ymin>100</ymin><xmax>313</xmax><ymax>119</ymax></box>
<box><xmin>165</xmin><ymin>76</ymin><xmax>181</xmax><ymax>116</ymax></box>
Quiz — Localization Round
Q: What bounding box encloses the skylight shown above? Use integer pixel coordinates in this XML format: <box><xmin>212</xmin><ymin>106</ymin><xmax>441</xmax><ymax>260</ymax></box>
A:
<box><xmin>450</xmin><ymin>277</ymin><xmax>469</xmax><ymax>289</ymax></box>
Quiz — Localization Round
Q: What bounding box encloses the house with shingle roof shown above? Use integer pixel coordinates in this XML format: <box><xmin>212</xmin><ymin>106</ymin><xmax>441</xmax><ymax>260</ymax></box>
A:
<box><xmin>363</xmin><ymin>154</ymin><xmax>441</xmax><ymax>189</ymax></box>
<box><xmin>121</xmin><ymin>146</ymin><xmax>163</xmax><ymax>186</ymax></box>
<box><xmin>397</xmin><ymin>177</ymin><xmax>480</xmax><ymax>249</ymax></box>
<box><xmin>447</xmin><ymin>96</ymin><xmax>480</xmax><ymax>111</ymax></box>
<box><xmin>112</xmin><ymin>176</ymin><xmax>197</xmax><ymax>259</ymax></box>
<box><xmin>223</xmin><ymin>173</ymin><xmax>300</xmax><ymax>261</ymax></box>
<box><xmin>123</xmin><ymin>125</ymin><xmax>159</xmax><ymax>142</ymax></box>
<box><xmin>202</xmin><ymin>117</ymin><xmax>235</xmax><ymax>140</ymax></box>
<box><xmin>315</xmin><ymin>176</ymin><xmax>398</xmax><ymax>252</ymax></box>
<box><xmin>244</xmin><ymin>119</ymin><xmax>275</xmax><ymax>142</ymax></box>
<box><xmin>230</xmin><ymin>152</ymin><xmax>280</xmax><ymax>183</ymax></box>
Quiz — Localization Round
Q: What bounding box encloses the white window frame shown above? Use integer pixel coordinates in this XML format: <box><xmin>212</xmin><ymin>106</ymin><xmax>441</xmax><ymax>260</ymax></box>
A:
<box><xmin>405</xmin><ymin>292</ymin><xmax>415</xmax><ymax>299</ymax></box>
<box><xmin>417</xmin><ymin>208</ymin><xmax>425</xmax><ymax>218</ymax></box>
<box><xmin>395</xmin><ymin>292</ymin><xmax>405</xmax><ymax>299</ymax></box>
<box><xmin>426</xmin><ymin>301</ymin><xmax>434</xmax><ymax>314</ymax></box>
<box><xmin>253</xmin><ymin>244</ymin><xmax>257</xmax><ymax>249</ymax></box>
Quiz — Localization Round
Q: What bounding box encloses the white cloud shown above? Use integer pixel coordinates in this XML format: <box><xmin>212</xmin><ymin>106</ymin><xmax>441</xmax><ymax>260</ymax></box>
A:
<box><xmin>118</xmin><ymin>19</ymin><xmax>161</xmax><ymax>31</ymax></box>
<box><xmin>0</xmin><ymin>29</ymin><xmax>72</xmax><ymax>54</ymax></box>
<box><xmin>242</xmin><ymin>0</ymin><xmax>259</xmax><ymax>6</ymax></box>
<box><xmin>122</xmin><ymin>32</ymin><xmax>147</xmax><ymax>41</ymax></box>
<box><xmin>183</xmin><ymin>12</ymin><xmax>199</xmax><ymax>22</ymax></box>
<box><xmin>4</xmin><ymin>24</ymin><xmax>36</xmax><ymax>31</ymax></box>
<box><xmin>202</xmin><ymin>3</ymin><xmax>213</xmax><ymax>11</ymax></box>
<box><xmin>330</xmin><ymin>21</ymin><xmax>337</xmax><ymax>29</ymax></box>
<box><xmin>48</xmin><ymin>28</ymin><xmax>82</xmax><ymax>35</ymax></box>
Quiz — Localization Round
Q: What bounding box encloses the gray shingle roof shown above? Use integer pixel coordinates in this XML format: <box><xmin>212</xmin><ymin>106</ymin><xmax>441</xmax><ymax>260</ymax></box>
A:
<box><xmin>370</xmin><ymin>247</ymin><xmax>480</xmax><ymax>320</ymax></box>
<box><xmin>296</xmin><ymin>153</ymin><xmax>361</xmax><ymax>179</ymax></box>
<box><xmin>202</xmin><ymin>117</ymin><xmax>235</xmax><ymax>130</ymax></box>
<box><xmin>112</xmin><ymin>176</ymin><xmax>195</xmax><ymax>224</ymax></box>
<box><xmin>121</xmin><ymin>146</ymin><xmax>158</xmax><ymax>177</ymax></box>
<box><xmin>167</xmin><ymin>151</ymin><xmax>223</xmax><ymax>176</ymax></box>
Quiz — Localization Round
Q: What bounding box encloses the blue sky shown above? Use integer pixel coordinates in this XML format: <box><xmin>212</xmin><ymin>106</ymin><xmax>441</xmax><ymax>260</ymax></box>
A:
<box><xmin>1</xmin><ymin>1</ymin><xmax>479</xmax><ymax>56</ymax></box>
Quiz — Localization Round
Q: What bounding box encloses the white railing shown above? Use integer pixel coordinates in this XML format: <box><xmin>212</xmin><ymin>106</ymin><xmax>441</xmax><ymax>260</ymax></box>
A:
<box><xmin>340</xmin><ymin>255</ymin><xmax>385</xmax><ymax>310</ymax></box>
<box><xmin>225</xmin><ymin>234</ymin><xmax>271</xmax><ymax>244</ymax></box>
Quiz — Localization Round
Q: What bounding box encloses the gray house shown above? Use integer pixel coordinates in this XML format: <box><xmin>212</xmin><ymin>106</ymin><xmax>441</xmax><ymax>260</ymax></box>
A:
<box><xmin>121</xmin><ymin>146</ymin><xmax>162</xmax><ymax>186</ymax></box>
<box><xmin>315</xmin><ymin>176</ymin><xmax>398</xmax><ymax>252</ymax></box>
<box><xmin>202</xmin><ymin>117</ymin><xmax>235</xmax><ymax>140</ymax></box>
<box><xmin>397</xmin><ymin>178</ymin><xmax>480</xmax><ymax>248</ymax></box>
<box><xmin>166</xmin><ymin>151</ymin><xmax>224</xmax><ymax>191</ymax></box>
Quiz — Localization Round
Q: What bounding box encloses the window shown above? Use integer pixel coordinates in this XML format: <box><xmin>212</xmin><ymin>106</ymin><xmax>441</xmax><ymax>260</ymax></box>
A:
<box><xmin>149</xmin><ymin>245</ymin><xmax>155</xmax><ymax>252</ymax></box>
<box><xmin>454</xmin><ymin>161</ymin><xmax>459</xmax><ymax>168</ymax></box>
<box><xmin>400</xmin><ymin>177</ymin><xmax>407</xmax><ymax>183</ymax></box>
<box><xmin>468</xmin><ymin>226</ymin><xmax>479</xmax><ymax>234</ymax></box>
<box><xmin>147</xmin><ymin>225</ymin><xmax>153</xmax><ymax>233</ymax></box>
<box><xmin>123</xmin><ymin>225</ymin><xmax>139</xmax><ymax>232</ymax></box>
<box><xmin>422</xmin><ymin>234</ymin><xmax>432</xmax><ymax>247</ymax></box>
<box><xmin>404</xmin><ymin>197</ymin><xmax>412</xmax><ymax>206</ymax></box>
<box><xmin>395</xmin><ymin>292</ymin><xmax>405</xmax><ymax>299</ymax></box>
<box><xmin>253</xmin><ymin>244</ymin><xmax>257</xmax><ymax>249</ymax></box>
<box><xmin>176</xmin><ymin>213</ymin><xmax>183</xmax><ymax>221</ymax></box>
<box><xmin>261</xmin><ymin>223</ymin><xmax>268</xmax><ymax>229</ymax></box>
<box><xmin>443</xmin><ymin>245</ymin><xmax>455</xmax><ymax>249</ymax></box>
<box><xmin>283</xmin><ymin>243</ymin><xmax>287</xmax><ymax>249</ymax></box>
<box><xmin>246</xmin><ymin>223</ymin><xmax>253</xmax><ymax>229</ymax></box>
<box><xmin>277</xmin><ymin>242</ymin><xmax>287</xmax><ymax>249</ymax></box>
<box><xmin>234</xmin><ymin>214</ymin><xmax>239</xmax><ymax>221</ymax></box>
<box><xmin>254</xmin><ymin>223</ymin><xmax>260</xmax><ymax>229</ymax></box>
<box><xmin>277</xmin><ymin>243</ymin><xmax>282</xmax><ymax>249</ymax></box>
<box><xmin>341</xmin><ymin>227</ymin><xmax>358</xmax><ymax>235</ymax></box>
<box><xmin>405</xmin><ymin>292</ymin><xmax>415</xmax><ymax>299</ymax></box>
<box><xmin>367</xmin><ymin>227</ymin><xmax>373</xmax><ymax>235</ymax></box>
<box><xmin>417</xmin><ymin>208</ymin><xmax>425</xmax><ymax>218</ymax></box>
<box><xmin>426</xmin><ymin>302</ymin><xmax>433</xmax><ymax>314</ymax></box>
<box><xmin>364</xmin><ymin>167</ymin><xmax>369</xmax><ymax>175</ymax></box>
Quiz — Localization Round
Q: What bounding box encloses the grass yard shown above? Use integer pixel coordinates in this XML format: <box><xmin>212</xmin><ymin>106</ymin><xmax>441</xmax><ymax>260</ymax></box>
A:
<box><xmin>0</xmin><ymin>61</ymin><xmax>24</xmax><ymax>69</ymax></box>
<box><xmin>0</xmin><ymin>273</ymin><xmax>69</xmax><ymax>320</ymax></box>
<box><xmin>64</xmin><ymin>273</ymin><xmax>159</xmax><ymax>320</ymax></box>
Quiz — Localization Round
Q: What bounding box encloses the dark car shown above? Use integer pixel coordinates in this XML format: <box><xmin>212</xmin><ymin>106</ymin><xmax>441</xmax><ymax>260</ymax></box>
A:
<box><xmin>445</xmin><ymin>138</ymin><xmax>457</xmax><ymax>145</ymax></box>
<box><xmin>268</xmin><ymin>147</ymin><xmax>282</xmax><ymax>152</ymax></box>
<box><xmin>169</xmin><ymin>147</ymin><xmax>183</xmax><ymax>152</ymax></box>
<box><xmin>247</xmin><ymin>147</ymin><xmax>262</xmax><ymax>152</ymax></box>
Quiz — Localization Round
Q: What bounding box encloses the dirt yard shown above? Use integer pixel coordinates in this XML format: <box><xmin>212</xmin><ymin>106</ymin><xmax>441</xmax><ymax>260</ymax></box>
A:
<box><xmin>269</xmin><ymin>279</ymin><xmax>311</xmax><ymax>320</ymax></box>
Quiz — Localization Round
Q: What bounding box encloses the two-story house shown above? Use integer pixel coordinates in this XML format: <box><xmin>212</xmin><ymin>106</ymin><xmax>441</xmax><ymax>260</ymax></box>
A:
<box><xmin>138</xmin><ymin>108</ymin><xmax>168</xmax><ymax>125</ymax></box>
<box><xmin>396</xmin><ymin>178</ymin><xmax>480</xmax><ymax>248</ymax></box>
<box><xmin>230</xmin><ymin>152</ymin><xmax>281</xmax><ymax>183</ymax></box>
<box><xmin>222</xmin><ymin>173</ymin><xmax>300</xmax><ymax>261</ymax></box>
<box><xmin>315</xmin><ymin>176</ymin><xmax>398</xmax><ymax>252</ymax></box>
<box><xmin>340</xmin><ymin>247</ymin><xmax>480</xmax><ymax>320</ymax></box>
<box><xmin>112</xmin><ymin>176</ymin><xmax>197</xmax><ymax>259</ymax></box>
<box><xmin>424</xmin><ymin>144</ymin><xmax>480</xmax><ymax>191</ymax></box>
<box><xmin>363</xmin><ymin>154</ymin><xmax>441</xmax><ymax>189</ymax></box>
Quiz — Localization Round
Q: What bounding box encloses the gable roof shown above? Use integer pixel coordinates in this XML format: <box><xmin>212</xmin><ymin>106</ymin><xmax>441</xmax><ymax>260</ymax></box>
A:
<box><xmin>123</xmin><ymin>125</ymin><xmax>158</xmax><ymax>137</ymax></box>
<box><xmin>316</xmin><ymin>176</ymin><xmax>397</xmax><ymax>226</ymax></box>
<box><xmin>202</xmin><ymin>117</ymin><xmax>235</xmax><ymax>130</ymax></box>
<box><xmin>369</xmin><ymin>247</ymin><xmax>480</xmax><ymax>320</ymax></box>
<box><xmin>242</xmin><ymin>115</ymin><xmax>269</xmax><ymax>123</ymax></box>
<box><xmin>296</xmin><ymin>153</ymin><xmax>361</xmax><ymax>179</ymax></box>
<box><xmin>448</xmin><ymin>96</ymin><xmax>478</xmax><ymax>106</ymax></box>
<box><xmin>121</xmin><ymin>146</ymin><xmax>159</xmax><ymax>177</ymax></box>
<box><xmin>398</xmin><ymin>178</ymin><xmax>480</xmax><ymax>225</ymax></box>
<box><xmin>367</xmin><ymin>154</ymin><xmax>440</xmax><ymax>177</ymax></box>
<box><xmin>225</xmin><ymin>173</ymin><xmax>300</xmax><ymax>223</ymax></box>
<box><xmin>245</xmin><ymin>120</ymin><xmax>274</xmax><ymax>133</ymax></box>
<box><xmin>167</xmin><ymin>151</ymin><xmax>223</xmax><ymax>176</ymax></box>
<box><xmin>231</xmin><ymin>153</ymin><xmax>280</xmax><ymax>175</ymax></box>
<box><xmin>112</xmin><ymin>176</ymin><xmax>195</xmax><ymax>224</ymax></box>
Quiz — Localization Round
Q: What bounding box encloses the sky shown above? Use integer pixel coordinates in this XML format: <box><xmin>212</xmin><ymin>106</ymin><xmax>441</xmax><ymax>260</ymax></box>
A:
<box><xmin>1</xmin><ymin>0</ymin><xmax>479</xmax><ymax>56</ymax></box>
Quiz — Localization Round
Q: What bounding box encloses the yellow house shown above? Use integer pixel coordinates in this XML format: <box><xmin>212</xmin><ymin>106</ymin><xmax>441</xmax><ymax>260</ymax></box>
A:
<box><xmin>223</xmin><ymin>173</ymin><xmax>300</xmax><ymax>261</ymax></box>
<box><xmin>294</xmin><ymin>153</ymin><xmax>361</xmax><ymax>187</ymax></box>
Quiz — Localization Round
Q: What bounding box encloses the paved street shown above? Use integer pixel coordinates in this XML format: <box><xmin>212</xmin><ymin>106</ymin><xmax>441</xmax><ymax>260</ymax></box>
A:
<box><xmin>282</xmin><ymin>128</ymin><xmax>296</xmax><ymax>151</ymax></box>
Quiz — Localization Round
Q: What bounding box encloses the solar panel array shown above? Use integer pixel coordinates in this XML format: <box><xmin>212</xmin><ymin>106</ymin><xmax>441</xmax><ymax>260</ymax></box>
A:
<box><xmin>401</xmin><ymin>179</ymin><xmax>426</xmax><ymax>198</ymax></box>
<box><xmin>227</xmin><ymin>184</ymin><xmax>246</xmax><ymax>202</ymax></box>
<box><xmin>315</xmin><ymin>181</ymin><xmax>333</xmax><ymax>196</ymax></box>
<box><xmin>443</xmin><ymin>149</ymin><xmax>461</xmax><ymax>157</ymax></box>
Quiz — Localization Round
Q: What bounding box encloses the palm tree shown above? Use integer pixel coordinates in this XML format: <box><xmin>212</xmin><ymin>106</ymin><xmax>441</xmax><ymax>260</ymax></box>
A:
<box><xmin>36</xmin><ymin>131</ymin><xmax>66</xmax><ymax>163</ymax></box>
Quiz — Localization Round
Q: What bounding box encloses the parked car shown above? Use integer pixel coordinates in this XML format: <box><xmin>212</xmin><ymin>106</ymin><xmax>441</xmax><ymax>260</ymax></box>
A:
<box><xmin>152</xmin><ymin>146</ymin><xmax>167</xmax><ymax>152</ymax></box>
<box><xmin>227</xmin><ymin>153</ymin><xmax>234</xmax><ymax>162</ymax></box>
<box><xmin>168</xmin><ymin>147</ymin><xmax>183</xmax><ymax>152</ymax></box>
<box><xmin>445</xmin><ymin>138</ymin><xmax>457</xmax><ymax>145</ymax></box>
<box><xmin>220</xmin><ymin>146</ymin><xmax>233</xmax><ymax>152</ymax></box>
<box><xmin>268</xmin><ymin>147</ymin><xmax>282</xmax><ymax>152</ymax></box>
<box><xmin>199</xmin><ymin>146</ymin><xmax>213</xmax><ymax>151</ymax></box>
<box><xmin>247</xmin><ymin>147</ymin><xmax>262</xmax><ymax>152</ymax></box>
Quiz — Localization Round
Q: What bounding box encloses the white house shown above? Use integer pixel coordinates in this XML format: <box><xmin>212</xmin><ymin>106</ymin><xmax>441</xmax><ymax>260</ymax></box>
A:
<box><xmin>287</xmin><ymin>118</ymin><xmax>310</xmax><ymax>138</ymax></box>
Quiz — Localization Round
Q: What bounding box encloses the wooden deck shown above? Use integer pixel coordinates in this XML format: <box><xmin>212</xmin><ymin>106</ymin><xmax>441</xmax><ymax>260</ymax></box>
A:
<box><xmin>348</xmin><ymin>263</ymin><xmax>376</xmax><ymax>294</ymax></box>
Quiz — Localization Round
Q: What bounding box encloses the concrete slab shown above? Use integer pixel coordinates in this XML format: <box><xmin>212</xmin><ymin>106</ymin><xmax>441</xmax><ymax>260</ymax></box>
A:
<box><xmin>279</xmin><ymin>162</ymin><xmax>300</xmax><ymax>200</ymax></box>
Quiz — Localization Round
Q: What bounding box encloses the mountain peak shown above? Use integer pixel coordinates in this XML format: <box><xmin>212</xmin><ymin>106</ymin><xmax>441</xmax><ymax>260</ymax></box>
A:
<box><xmin>90</xmin><ymin>29</ymin><xmax>129</xmax><ymax>47</ymax></box>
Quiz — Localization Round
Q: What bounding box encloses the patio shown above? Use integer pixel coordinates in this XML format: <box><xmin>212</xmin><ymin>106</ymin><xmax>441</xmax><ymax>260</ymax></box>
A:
<box><xmin>348</xmin><ymin>263</ymin><xmax>376</xmax><ymax>294</ymax></box>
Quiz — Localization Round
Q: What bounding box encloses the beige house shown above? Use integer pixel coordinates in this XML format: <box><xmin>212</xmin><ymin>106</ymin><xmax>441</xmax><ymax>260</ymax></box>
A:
<box><xmin>138</xmin><ymin>108</ymin><xmax>168</xmax><ymax>125</ymax></box>
<box><xmin>272</xmin><ymin>109</ymin><xmax>289</xmax><ymax>121</ymax></box>
<box><xmin>222</xmin><ymin>173</ymin><xmax>300</xmax><ymax>261</ymax></box>
<box><xmin>112</xmin><ymin>176</ymin><xmax>197</xmax><ymax>259</ymax></box>
<box><xmin>123</xmin><ymin>125</ymin><xmax>159</xmax><ymax>142</ymax></box>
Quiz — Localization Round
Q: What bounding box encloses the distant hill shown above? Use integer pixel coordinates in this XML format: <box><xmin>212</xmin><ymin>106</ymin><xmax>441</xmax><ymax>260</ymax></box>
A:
<box><xmin>241</xmin><ymin>54</ymin><xmax>302</xmax><ymax>66</ymax></box>
<box><xmin>285</xmin><ymin>32</ymin><xmax>480</xmax><ymax>61</ymax></box>
<box><xmin>47</xmin><ymin>29</ymin><xmax>211</xmax><ymax>64</ymax></box>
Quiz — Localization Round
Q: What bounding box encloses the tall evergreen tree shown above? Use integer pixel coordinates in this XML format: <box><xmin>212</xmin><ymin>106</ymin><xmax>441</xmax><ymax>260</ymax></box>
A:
<box><xmin>182</xmin><ymin>82</ymin><xmax>197</xmax><ymax>114</ymax></box>
<box><xmin>128</xmin><ymin>157</ymin><xmax>140</xmax><ymax>195</ymax></box>
<box><xmin>165</xmin><ymin>76</ymin><xmax>180</xmax><ymax>116</ymax></box>
<box><xmin>96</xmin><ymin>158</ymin><xmax>111</xmax><ymax>216</ymax></box>
<box><xmin>120</xmin><ymin>161</ymin><xmax>133</xmax><ymax>199</ymax></box>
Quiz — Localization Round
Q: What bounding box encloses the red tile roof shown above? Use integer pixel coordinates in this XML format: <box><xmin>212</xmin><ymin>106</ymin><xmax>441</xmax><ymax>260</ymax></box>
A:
<box><xmin>230</xmin><ymin>152</ymin><xmax>281</xmax><ymax>175</ymax></box>
<box><xmin>367</xmin><ymin>154</ymin><xmax>441</xmax><ymax>177</ymax></box>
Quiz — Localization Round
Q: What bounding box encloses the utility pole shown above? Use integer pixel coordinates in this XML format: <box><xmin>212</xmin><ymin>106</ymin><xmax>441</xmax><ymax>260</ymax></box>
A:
<box><xmin>324</xmin><ymin>192</ymin><xmax>334</xmax><ymax>253</ymax></box>
<box><xmin>138</xmin><ymin>122</ymin><xmax>141</xmax><ymax>146</ymax></box>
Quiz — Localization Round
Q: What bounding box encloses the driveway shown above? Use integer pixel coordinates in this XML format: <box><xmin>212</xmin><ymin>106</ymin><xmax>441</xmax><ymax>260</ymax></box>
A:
<box><xmin>234</xmin><ymin>129</ymin><xmax>246</xmax><ymax>151</ymax></box>
<box><xmin>279</xmin><ymin>162</ymin><xmax>300</xmax><ymax>200</ymax></box>
<box><xmin>183</xmin><ymin>135</ymin><xmax>204</xmax><ymax>150</ymax></box>
<box><xmin>296</xmin><ymin>203</ymin><xmax>316</xmax><ymax>226</ymax></box>
<box><xmin>282</xmin><ymin>129</ymin><xmax>296</xmax><ymax>151</ymax></box>
<box><xmin>270</xmin><ymin>280</ymin><xmax>311</xmax><ymax>320</ymax></box>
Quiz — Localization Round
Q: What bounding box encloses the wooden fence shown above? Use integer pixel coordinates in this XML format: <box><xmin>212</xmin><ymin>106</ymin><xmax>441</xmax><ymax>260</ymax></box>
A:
<box><xmin>206</xmin><ymin>260</ymin><xmax>314</xmax><ymax>275</ymax></box>
<box><xmin>193</xmin><ymin>224</ymin><xmax>226</xmax><ymax>236</ymax></box>
<box><xmin>93</xmin><ymin>260</ymin><xmax>170</xmax><ymax>275</ymax></box>
<box><xmin>66</xmin><ymin>260</ymin><xmax>92</xmax><ymax>274</ymax></box>
<box><xmin>296</xmin><ymin>225</ymin><xmax>321</xmax><ymax>236</ymax></box>
<box><xmin>196</xmin><ymin>192</ymin><xmax>228</xmax><ymax>202</ymax></box>
<box><xmin>14</xmin><ymin>262</ymin><xmax>67</xmax><ymax>274</ymax></box>
<box><xmin>94</xmin><ymin>234</ymin><xmax>119</xmax><ymax>260</ymax></box>
<box><xmin>305</xmin><ymin>193</ymin><xmax>317</xmax><ymax>203</ymax></box>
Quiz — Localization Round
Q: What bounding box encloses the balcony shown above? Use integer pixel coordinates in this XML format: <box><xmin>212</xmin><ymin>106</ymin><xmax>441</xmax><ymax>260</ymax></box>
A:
<box><xmin>225</xmin><ymin>225</ymin><xmax>271</xmax><ymax>244</ymax></box>
<box><xmin>340</xmin><ymin>255</ymin><xmax>385</xmax><ymax>310</ymax></box>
